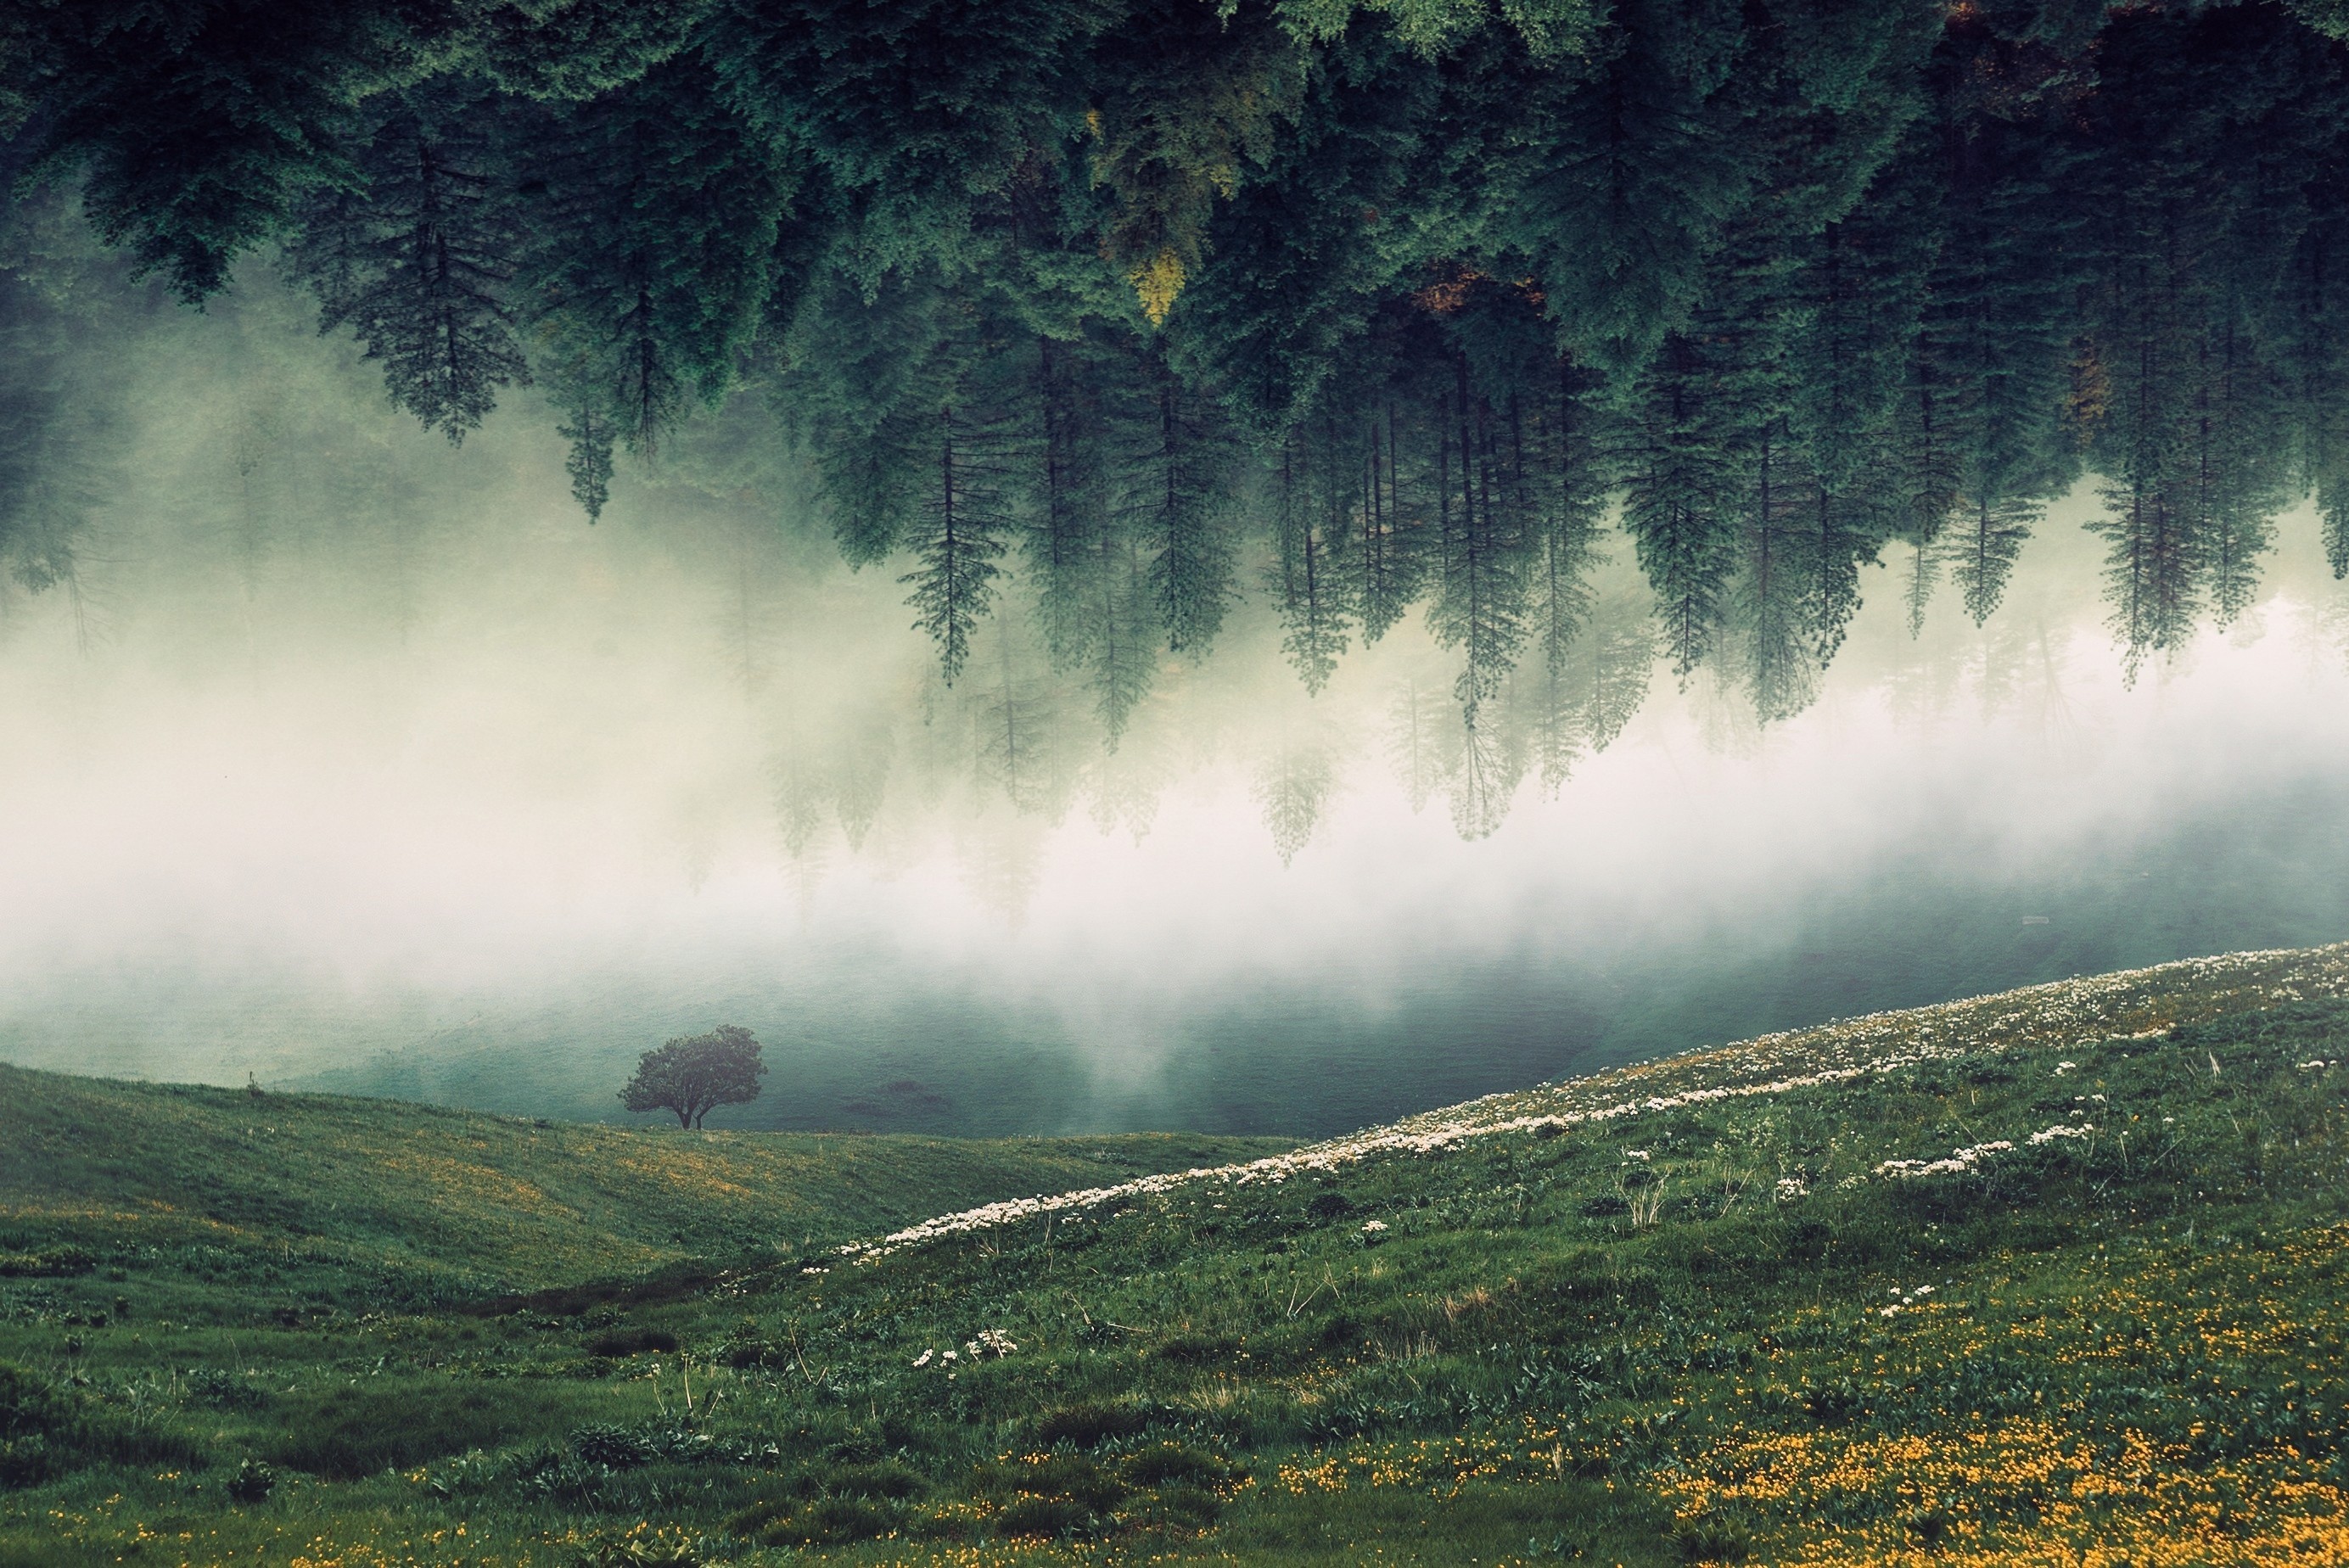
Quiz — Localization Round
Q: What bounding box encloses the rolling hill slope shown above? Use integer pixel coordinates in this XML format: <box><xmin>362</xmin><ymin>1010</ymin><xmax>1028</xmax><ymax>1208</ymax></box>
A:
<box><xmin>0</xmin><ymin>1066</ymin><xmax>1297</xmax><ymax>1294</ymax></box>
<box><xmin>4</xmin><ymin>944</ymin><xmax>2347</xmax><ymax>1566</ymax></box>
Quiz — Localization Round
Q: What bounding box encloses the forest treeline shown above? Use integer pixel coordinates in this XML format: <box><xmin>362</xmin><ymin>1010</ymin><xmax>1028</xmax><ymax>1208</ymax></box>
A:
<box><xmin>7</xmin><ymin>0</ymin><xmax>2349</xmax><ymax>734</ymax></box>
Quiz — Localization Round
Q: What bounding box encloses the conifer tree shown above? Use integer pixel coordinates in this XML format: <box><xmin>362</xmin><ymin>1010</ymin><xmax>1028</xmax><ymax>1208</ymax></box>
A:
<box><xmin>1113</xmin><ymin>353</ymin><xmax>1237</xmax><ymax>656</ymax></box>
<box><xmin>1949</xmin><ymin>491</ymin><xmax>2038</xmax><ymax>626</ymax></box>
<box><xmin>289</xmin><ymin>86</ymin><xmax>529</xmax><ymax>443</ymax></box>
<box><xmin>1617</xmin><ymin>333</ymin><xmax>1743</xmax><ymax>679</ymax></box>
<box><xmin>1024</xmin><ymin>334</ymin><xmax>1111</xmax><ymax>673</ymax></box>
<box><xmin>9</xmin><ymin>0</ymin><xmax>464</xmax><ymax>300</ymax></box>
<box><xmin>1086</xmin><ymin>523</ymin><xmax>1158</xmax><ymax>746</ymax></box>
<box><xmin>1271</xmin><ymin>427</ymin><xmax>1354</xmax><ymax>695</ymax></box>
<box><xmin>903</xmin><ymin>402</ymin><xmax>1016</xmax><ymax>685</ymax></box>
<box><xmin>1427</xmin><ymin>372</ymin><xmax>1531</xmax><ymax>722</ymax></box>
<box><xmin>1734</xmin><ymin>421</ymin><xmax>1821</xmax><ymax>723</ymax></box>
<box><xmin>517</xmin><ymin>58</ymin><xmax>789</xmax><ymax>490</ymax></box>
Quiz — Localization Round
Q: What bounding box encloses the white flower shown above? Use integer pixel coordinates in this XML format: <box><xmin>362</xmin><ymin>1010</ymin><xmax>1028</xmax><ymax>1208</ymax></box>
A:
<box><xmin>940</xmin><ymin>1349</ymin><xmax>957</xmax><ymax>1362</ymax></box>
<box><xmin>2054</xmin><ymin>1061</ymin><xmax>2077</xmax><ymax>1075</ymax></box>
<box><xmin>1624</xmin><ymin>1150</ymin><xmax>1651</xmax><ymax>1162</ymax></box>
<box><xmin>1360</xmin><ymin>1219</ymin><xmax>1388</xmax><ymax>1233</ymax></box>
<box><xmin>912</xmin><ymin>1349</ymin><xmax>933</xmax><ymax>1368</ymax></box>
<box><xmin>1880</xmin><ymin>1306</ymin><xmax>1900</xmax><ymax>1318</ymax></box>
<box><xmin>1875</xmin><ymin>1140</ymin><xmax>2013</xmax><ymax>1179</ymax></box>
<box><xmin>801</xmin><ymin>1266</ymin><xmax>829</xmax><ymax>1276</ymax></box>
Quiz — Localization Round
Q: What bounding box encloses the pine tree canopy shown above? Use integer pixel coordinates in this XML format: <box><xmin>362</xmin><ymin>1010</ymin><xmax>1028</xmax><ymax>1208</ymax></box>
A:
<box><xmin>7</xmin><ymin>0</ymin><xmax>2349</xmax><ymax>724</ymax></box>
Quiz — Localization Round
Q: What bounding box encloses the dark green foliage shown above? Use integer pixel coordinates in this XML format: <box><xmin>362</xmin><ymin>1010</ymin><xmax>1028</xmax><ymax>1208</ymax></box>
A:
<box><xmin>14</xmin><ymin>0</ymin><xmax>2349</xmax><ymax>718</ymax></box>
<box><xmin>755</xmin><ymin>1492</ymin><xmax>896</xmax><ymax>1545</ymax></box>
<box><xmin>0</xmin><ymin>210</ymin><xmax>120</xmax><ymax>602</ymax></box>
<box><xmin>269</xmin><ymin>1379</ymin><xmax>578</xmax><ymax>1479</ymax></box>
<box><xmin>617</xmin><ymin>1023</ymin><xmax>765</xmax><ymax>1128</ymax></box>
<box><xmin>0</xmin><ymin>1247</ymin><xmax>93</xmax><ymax>1280</ymax></box>
<box><xmin>581</xmin><ymin>1327</ymin><xmax>676</xmax><ymax>1358</ymax></box>
<box><xmin>900</xmin><ymin>402</ymin><xmax>1016</xmax><ymax>685</ymax></box>
<box><xmin>0</xmin><ymin>1364</ymin><xmax>64</xmax><ymax>1491</ymax></box>
<box><xmin>287</xmin><ymin>82</ymin><xmax>530</xmax><ymax>443</ymax></box>
<box><xmin>515</xmin><ymin>58</ymin><xmax>790</xmax><ymax>473</ymax></box>
<box><xmin>472</xmin><ymin>0</ymin><xmax>713</xmax><ymax>102</ymax></box>
<box><xmin>1305</xmin><ymin>1190</ymin><xmax>1354</xmax><ymax>1220</ymax></box>
<box><xmin>224</xmin><ymin>1458</ymin><xmax>275</xmax><ymax>1504</ymax></box>
<box><xmin>1118</xmin><ymin>1441</ymin><xmax>1236</xmax><ymax>1488</ymax></box>
<box><xmin>1034</xmin><ymin>1401</ymin><xmax>1151</xmax><ymax>1448</ymax></box>
<box><xmin>7</xmin><ymin>1</ymin><xmax>463</xmax><ymax>300</ymax></box>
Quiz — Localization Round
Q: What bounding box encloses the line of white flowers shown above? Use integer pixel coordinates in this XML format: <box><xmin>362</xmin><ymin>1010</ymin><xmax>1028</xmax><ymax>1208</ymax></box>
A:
<box><xmin>1875</xmin><ymin>1141</ymin><xmax>2014</xmax><ymax>1179</ymax></box>
<box><xmin>821</xmin><ymin>944</ymin><xmax>2349</xmax><ymax>1268</ymax></box>
<box><xmin>1873</xmin><ymin>1123</ymin><xmax>2094</xmax><ymax>1181</ymax></box>
<box><xmin>911</xmin><ymin>1328</ymin><xmax>1016</xmax><ymax>1369</ymax></box>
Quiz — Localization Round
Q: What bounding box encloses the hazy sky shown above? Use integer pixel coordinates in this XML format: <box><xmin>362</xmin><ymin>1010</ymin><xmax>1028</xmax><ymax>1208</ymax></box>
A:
<box><xmin>5</xmin><ymin>289</ymin><xmax>2349</xmax><ymax>1133</ymax></box>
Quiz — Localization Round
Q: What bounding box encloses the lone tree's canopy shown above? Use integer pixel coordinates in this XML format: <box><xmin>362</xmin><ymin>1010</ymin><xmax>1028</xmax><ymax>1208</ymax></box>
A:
<box><xmin>619</xmin><ymin>1024</ymin><xmax>765</xmax><ymax>1128</ymax></box>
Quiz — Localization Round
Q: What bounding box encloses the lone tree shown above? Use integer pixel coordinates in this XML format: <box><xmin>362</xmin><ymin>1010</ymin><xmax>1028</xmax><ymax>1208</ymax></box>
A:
<box><xmin>619</xmin><ymin>1024</ymin><xmax>765</xmax><ymax>1128</ymax></box>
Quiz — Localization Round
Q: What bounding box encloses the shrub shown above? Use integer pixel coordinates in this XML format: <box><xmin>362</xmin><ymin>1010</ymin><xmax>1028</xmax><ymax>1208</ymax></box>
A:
<box><xmin>827</xmin><ymin>1459</ymin><xmax>926</xmax><ymax>1498</ymax></box>
<box><xmin>1318</xmin><ymin>1311</ymin><xmax>1363</xmax><ymax>1347</ymax></box>
<box><xmin>1139</xmin><ymin>1480</ymin><xmax>1223</xmax><ymax>1526</ymax></box>
<box><xmin>569</xmin><ymin>1425</ymin><xmax>654</xmax><ymax>1469</ymax></box>
<box><xmin>0</xmin><ymin>1247</ymin><xmax>95</xmax><ymax>1279</ymax></box>
<box><xmin>1118</xmin><ymin>1442</ymin><xmax>1234</xmax><ymax>1489</ymax></box>
<box><xmin>226</xmin><ymin>1459</ymin><xmax>275</xmax><ymax>1504</ymax></box>
<box><xmin>905</xmin><ymin>1506</ymin><xmax>978</xmax><ymax>1542</ymax></box>
<box><xmin>1034</xmin><ymin>1402</ymin><xmax>1149</xmax><ymax>1448</ymax></box>
<box><xmin>981</xmin><ymin>1453</ymin><xmax>1130</xmax><ymax>1515</ymax></box>
<box><xmin>720</xmin><ymin>1336</ymin><xmax>776</xmax><ymax>1369</ymax></box>
<box><xmin>571</xmin><ymin>1538</ymin><xmax>703</xmax><ymax>1567</ymax></box>
<box><xmin>269</xmin><ymin>1380</ymin><xmax>574</xmax><ymax>1478</ymax></box>
<box><xmin>0</xmin><ymin>1364</ymin><xmax>66</xmax><ymax>1490</ymax></box>
<box><xmin>724</xmin><ymin>1490</ymin><xmax>799</xmax><ymax>1535</ymax></box>
<box><xmin>1804</xmin><ymin>1377</ymin><xmax>1866</xmax><ymax>1427</ymax></box>
<box><xmin>996</xmin><ymin>1493</ymin><xmax>1095</xmax><ymax>1537</ymax></box>
<box><xmin>1152</xmin><ymin>1334</ymin><xmax>1236</xmax><ymax>1364</ymax></box>
<box><xmin>1775</xmin><ymin>1217</ymin><xmax>1832</xmax><ymax>1264</ymax></box>
<box><xmin>0</xmin><ymin>1436</ymin><xmax>50</xmax><ymax>1492</ymax></box>
<box><xmin>187</xmin><ymin>1368</ymin><xmax>272</xmax><ymax>1411</ymax></box>
<box><xmin>824</xmin><ymin>1430</ymin><xmax>888</xmax><ymax>1464</ymax></box>
<box><xmin>757</xmin><ymin>1495</ymin><xmax>894</xmax><ymax>1546</ymax></box>
<box><xmin>1674</xmin><ymin>1517</ymin><xmax>1751</xmax><ymax>1563</ymax></box>
<box><xmin>0</xmin><ymin>1364</ymin><xmax>64</xmax><ymax>1443</ymax></box>
<box><xmin>1306</xmin><ymin>1191</ymin><xmax>1354</xmax><ymax>1221</ymax></box>
<box><xmin>584</xmin><ymin>1327</ymin><xmax>677</xmax><ymax>1358</ymax></box>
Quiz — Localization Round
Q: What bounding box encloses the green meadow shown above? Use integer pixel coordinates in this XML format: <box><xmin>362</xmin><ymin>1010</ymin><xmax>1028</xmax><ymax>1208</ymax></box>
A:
<box><xmin>4</xmin><ymin>945</ymin><xmax>2347</xmax><ymax>1567</ymax></box>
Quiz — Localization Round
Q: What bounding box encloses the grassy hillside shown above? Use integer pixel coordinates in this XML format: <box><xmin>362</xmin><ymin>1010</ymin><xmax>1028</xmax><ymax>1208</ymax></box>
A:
<box><xmin>4</xmin><ymin>945</ymin><xmax>2348</xmax><ymax>1566</ymax></box>
<box><xmin>0</xmin><ymin>1067</ymin><xmax>1298</xmax><ymax>1295</ymax></box>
